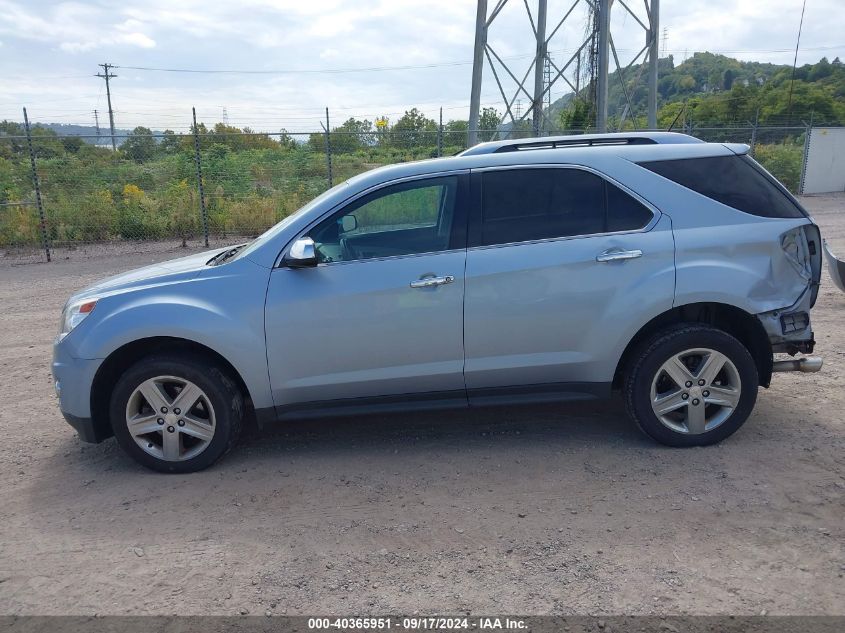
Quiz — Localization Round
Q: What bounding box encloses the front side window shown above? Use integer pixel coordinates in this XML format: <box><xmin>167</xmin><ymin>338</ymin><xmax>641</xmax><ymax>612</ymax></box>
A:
<box><xmin>479</xmin><ymin>168</ymin><xmax>653</xmax><ymax>246</ymax></box>
<box><xmin>309</xmin><ymin>176</ymin><xmax>459</xmax><ymax>263</ymax></box>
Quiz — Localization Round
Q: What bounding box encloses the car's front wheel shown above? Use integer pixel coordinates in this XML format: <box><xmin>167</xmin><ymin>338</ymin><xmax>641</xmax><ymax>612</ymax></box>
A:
<box><xmin>110</xmin><ymin>354</ymin><xmax>243</xmax><ymax>473</ymax></box>
<box><xmin>624</xmin><ymin>324</ymin><xmax>759</xmax><ymax>447</ymax></box>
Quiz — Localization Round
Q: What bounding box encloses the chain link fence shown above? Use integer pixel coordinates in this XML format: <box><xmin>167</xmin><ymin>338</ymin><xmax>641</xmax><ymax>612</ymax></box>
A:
<box><xmin>0</xmin><ymin>120</ymin><xmax>826</xmax><ymax>263</ymax></box>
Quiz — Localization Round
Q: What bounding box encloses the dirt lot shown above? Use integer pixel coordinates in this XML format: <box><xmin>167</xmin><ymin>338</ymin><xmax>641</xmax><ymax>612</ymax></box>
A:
<box><xmin>1</xmin><ymin>195</ymin><xmax>843</xmax><ymax>616</ymax></box>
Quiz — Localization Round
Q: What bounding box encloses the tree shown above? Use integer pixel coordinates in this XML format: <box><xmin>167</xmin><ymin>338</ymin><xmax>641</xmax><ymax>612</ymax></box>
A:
<box><xmin>61</xmin><ymin>136</ymin><xmax>84</xmax><ymax>154</ymax></box>
<box><xmin>390</xmin><ymin>108</ymin><xmax>437</xmax><ymax>149</ymax></box>
<box><xmin>159</xmin><ymin>130</ymin><xmax>182</xmax><ymax>154</ymax></box>
<box><xmin>122</xmin><ymin>126</ymin><xmax>156</xmax><ymax>162</ymax></box>
<box><xmin>559</xmin><ymin>100</ymin><xmax>594</xmax><ymax>131</ymax></box>
<box><xmin>676</xmin><ymin>75</ymin><xmax>697</xmax><ymax>92</ymax></box>
<box><xmin>211</xmin><ymin>123</ymin><xmax>277</xmax><ymax>151</ymax></box>
<box><xmin>330</xmin><ymin>118</ymin><xmax>374</xmax><ymax>153</ymax></box>
<box><xmin>808</xmin><ymin>57</ymin><xmax>832</xmax><ymax>82</ymax></box>
<box><xmin>444</xmin><ymin>119</ymin><xmax>468</xmax><ymax>148</ymax></box>
<box><xmin>478</xmin><ymin>107</ymin><xmax>501</xmax><ymax>141</ymax></box>
<box><xmin>28</xmin><ymin>126</ymin><xmax>65</xmax><ymax>159</ymax></box>
<box><xmin>278</xmin><ymin>129</ymin><xmax>298</xmax><ymax>150</ymax></box>
<box><xmin>657</xmin><ymin>101</ymin><xmax>687</xmax><ymax>129</ymax></box>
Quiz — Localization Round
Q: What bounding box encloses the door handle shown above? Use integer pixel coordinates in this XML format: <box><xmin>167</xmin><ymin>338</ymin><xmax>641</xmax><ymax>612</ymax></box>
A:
<box><xmin>596</xmin><ymin>249</ymin><xmax>643</xmax><ymax>262</ymax></box>
<box><xmin>410</xmin><ymin>275</ymin><xmax>455</xmax><ymax>289</ymax></box>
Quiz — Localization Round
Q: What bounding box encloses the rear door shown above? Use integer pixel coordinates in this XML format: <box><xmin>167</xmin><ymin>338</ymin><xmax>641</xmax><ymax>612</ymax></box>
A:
<box><xmin>463</xmin><ymin>165</ymin><xmax>676</xmax><ymax>401</ymax></box>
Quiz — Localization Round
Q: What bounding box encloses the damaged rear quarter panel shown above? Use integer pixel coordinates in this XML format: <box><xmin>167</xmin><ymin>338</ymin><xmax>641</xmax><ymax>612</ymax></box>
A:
<box><xmin>673</xmin><ymin>219</ymin><xmax>814</xmax><ymax>314</ymax></box>
<box><xmin>673</xmin><ymin>218</ymin><xmax>812</xmax><ymax>314</ymax></box>
<box><xmin>628</xmin><ymin>171</ymin><xmax>816</xmax><ymax>315</ymax></box>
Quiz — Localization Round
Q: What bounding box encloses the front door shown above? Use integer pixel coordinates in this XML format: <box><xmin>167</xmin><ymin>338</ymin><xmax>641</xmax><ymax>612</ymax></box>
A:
<box><xmin>265</xmin><ymin>173</ymin><xmax>469</xmax><ymax>413</ymax></box>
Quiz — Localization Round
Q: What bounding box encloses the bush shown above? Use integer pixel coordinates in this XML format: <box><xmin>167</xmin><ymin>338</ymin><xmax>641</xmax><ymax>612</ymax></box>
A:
<box><xmin>47</xmin><ymin>189</ymin><xmax>116</xmax><ymax>242</ymax></box>
<box><xmin>0</xmin><ymin>202</ymin><xmax>41</xmax><ymax>247</ymax></box>
<box><xmin>118</xmin><ymin>184</ymin><xmax>170</xmax><ymax>240</ymax></box>
<box><xmin>163</xmin><ymin>180</ymin><xmax>198</xmax><ymax>245</ymax></box>
<box><xmin>225</xmin><ymin>195</ymin><xmax>277</xmax><ymax>236</ymax></box>
<box><xmin>754</xmin><ymin>143</ymin><xmax>803</xmax><ymax>193</ymax></box>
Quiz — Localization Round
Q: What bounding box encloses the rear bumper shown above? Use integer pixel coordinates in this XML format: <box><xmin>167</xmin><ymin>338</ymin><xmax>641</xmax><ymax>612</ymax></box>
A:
<box><xmin>756</xmin><ymin>285</ymin><xmax>816</xmax><ymax>354</ymax></box>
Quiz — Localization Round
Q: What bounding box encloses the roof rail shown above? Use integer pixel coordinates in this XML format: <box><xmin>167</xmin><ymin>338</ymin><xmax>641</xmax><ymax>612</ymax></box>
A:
<box><xmin>459</xmin><ymin>131</ymin><xmax>703</xmax><ymax>156</ymax></box>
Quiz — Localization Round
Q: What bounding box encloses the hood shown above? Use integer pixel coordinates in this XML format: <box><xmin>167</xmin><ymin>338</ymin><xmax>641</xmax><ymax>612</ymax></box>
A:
<box><xmin>70</xmin><ymin>247</ymin><xmax>228</xmax><ymax>302</ymax></box>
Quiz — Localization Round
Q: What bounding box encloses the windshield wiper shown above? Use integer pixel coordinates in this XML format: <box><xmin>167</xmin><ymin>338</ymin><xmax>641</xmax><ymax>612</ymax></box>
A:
<box><xmin>208</xmin><ymin>244</ymin><xmax>246</xmax><ymax>266</ymax></box>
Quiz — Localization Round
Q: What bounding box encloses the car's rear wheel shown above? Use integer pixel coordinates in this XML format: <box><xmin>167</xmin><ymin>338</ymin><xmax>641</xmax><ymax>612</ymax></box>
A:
<box><xmin>624</xmin><ymin>325</ymin><xmax>759</xmax><ymax>446</ymax></box>
<box><xmin>110</xmin><ymin>354</ymin><xmax>243</xmax><ymax>473</ymax></box>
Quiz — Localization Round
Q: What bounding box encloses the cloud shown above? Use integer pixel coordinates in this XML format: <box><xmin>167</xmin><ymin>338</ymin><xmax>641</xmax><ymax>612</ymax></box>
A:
<box><xmin>0</xmin><ymin>0</ymin><xmax>842</xmax><ymax>130</ymax></box>
<box><xmin>60</xmin><ymin>32</ymin><xmax>156</xmax><ymax>53</ymax></box>
<box><xmin>0</xmin><ymin>0</ymin><xmax>156</xmax><ymax>53</ymax></box>
<box><xmin>120</xmin><ymin>32</ymin><xmax>156</xmax><ymax>49</ymax></box>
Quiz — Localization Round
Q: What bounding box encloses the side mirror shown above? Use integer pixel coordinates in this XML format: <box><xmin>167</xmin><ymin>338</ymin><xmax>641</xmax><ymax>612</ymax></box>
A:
<box><xmin>341</xmin><ymin>214</ymin><xmax>358</xmax><ymax>233</ymax></box>
<box><xmin>284</xmin><ymin>237</ymin><xmax>317</xmax><ymax>268</ymax></box>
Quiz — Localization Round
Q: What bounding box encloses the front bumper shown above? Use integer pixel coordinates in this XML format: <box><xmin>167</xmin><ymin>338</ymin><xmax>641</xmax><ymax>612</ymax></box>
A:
<box><xmin>60</xmin><ymin>411</ymin><xmax>105</xmax><ymax>443</ymax></box>
<box><xmin>52</xmin><ymin>341</ymin><xmax>107</xmax><ymax>443</ymax></box>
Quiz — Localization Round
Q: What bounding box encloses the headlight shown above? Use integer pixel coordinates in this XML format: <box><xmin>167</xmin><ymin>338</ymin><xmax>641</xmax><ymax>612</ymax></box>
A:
<box><xmin>58</xmin><ymin>298</ymin><xmax>98</xmax><ymax>340</ymax></box>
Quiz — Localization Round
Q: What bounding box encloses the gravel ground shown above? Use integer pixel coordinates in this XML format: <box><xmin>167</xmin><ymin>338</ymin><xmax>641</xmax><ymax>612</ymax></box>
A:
<box><xmin>0</xmin><ymin>195</ymin><xmax>843</xmax><ymax>616</ymax></box>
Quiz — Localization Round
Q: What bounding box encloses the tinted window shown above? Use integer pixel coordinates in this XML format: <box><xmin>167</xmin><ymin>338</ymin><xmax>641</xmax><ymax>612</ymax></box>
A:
<box><xmin>638</xmin><ymin>155</ymin><xmax>804</xmax><ymax>218</ymax></box>
<box><xmin>480</xmin><ymin>168</ymin><xmax>652</xmax><ymax>246</ymax></box>
<box><xmin>310</xmin><ymin>176</ymin><xmax>458</xmax><ymax>263</ymax></box>
<box><xmin>481</xmin><ymin>169</ymin><xmax>604</xmax><ymax>245</ymax></box>
<box><xmin>607</xmin><ymin>182</ymin><xmax>654</xmax><ymax>232</ymax></box>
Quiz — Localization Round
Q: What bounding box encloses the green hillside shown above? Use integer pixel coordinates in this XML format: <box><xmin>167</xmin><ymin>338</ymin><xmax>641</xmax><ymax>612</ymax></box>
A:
<box><xmin>552</xmin><ymin>53</ymin><xmax>845</xmax><ymax>129</ymax></box>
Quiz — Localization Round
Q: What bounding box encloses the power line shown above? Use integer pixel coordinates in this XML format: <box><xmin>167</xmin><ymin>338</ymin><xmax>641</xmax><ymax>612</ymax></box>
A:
<box><xmin>112</xmin><ymin>45</ymin><xmax>844</xmax><ymax>76</ymax></box>
<box><xmin>787</xmin><ymin>0</ymin><xmax>808</xmax><ymax>126</ymax></box>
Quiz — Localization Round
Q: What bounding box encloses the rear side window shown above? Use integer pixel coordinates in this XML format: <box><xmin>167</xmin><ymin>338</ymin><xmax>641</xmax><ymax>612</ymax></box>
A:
<box><xmin>638</xmin><ymin>155</ymin><xmax>805</xmax><ymax>218</ymax></box>
<box><xmin>607</xmin><ymin>182</ymin><xmax>653</xmax><ymax>232</ymax></box>
<box><xmin>480</xmin><ymin>168</ymin><xmax>653</xmax><ymax>246</ymax></box>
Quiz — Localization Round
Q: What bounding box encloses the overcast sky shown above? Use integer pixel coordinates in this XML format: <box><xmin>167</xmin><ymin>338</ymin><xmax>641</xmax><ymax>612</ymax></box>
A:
<box><xmin>0</xmin><ymin>0</ymin><xmax>842</xmax><ymax>133</ymax></box>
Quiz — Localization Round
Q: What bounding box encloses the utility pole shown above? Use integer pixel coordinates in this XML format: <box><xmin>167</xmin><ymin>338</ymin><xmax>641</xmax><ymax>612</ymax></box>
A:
<box><xmin>93</xmin><ymin>110</ymin><xmax>101</xmax><ymax>141</ymax></box>
<box><xmin>647</xmin><ymin>0</ymin><xmax>660</xmax><ymax>129</ymax></box>
<box><xmin>468</xmin><ymin>0</ymin><xmax>489</xmax><ymax>147</ymax></box>
<box><xmin>322</xmin><ymin>107</ymin><xmax>333</xmax><ymax>188</ymax></box>
<box><xmin>437</xmin><ymin>107</ymin><xmax>443</xmax><ymax>157</ymax></box>
<box><xmin>532</xmin><ymin>0</ymin><xmax>548</xmax><ymax>137</ymax></box>
<box><xmin>96</xmin><ymin>63</ymin><xmax>117</xmax><ymax>151</ymax></box>
<box><xmin>596</xmin><ymin>0</ymin><xmax>611</xmax><ymax>133</ymax></box>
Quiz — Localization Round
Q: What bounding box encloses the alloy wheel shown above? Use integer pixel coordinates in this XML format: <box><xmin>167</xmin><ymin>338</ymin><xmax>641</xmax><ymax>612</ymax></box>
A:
<box><xmin>125</xmin><ymin>375</ymin><xmax>216</xmax><ymax>461</ymax></box>
<box><xmin>649</xmin><ymin>348</ymin><xmax>742</xmax><ymax>435</ymax></box>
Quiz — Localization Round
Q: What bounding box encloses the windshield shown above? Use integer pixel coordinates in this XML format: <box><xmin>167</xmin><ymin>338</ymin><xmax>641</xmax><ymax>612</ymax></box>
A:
<box><xmin>233</xmin><ymin>182</ymin><xmax>350</xmax><ymax>262</ymax></box>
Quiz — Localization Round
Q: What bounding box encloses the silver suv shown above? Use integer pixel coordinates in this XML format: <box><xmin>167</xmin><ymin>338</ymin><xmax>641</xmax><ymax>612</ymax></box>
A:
<box><xmin>52</xmin><ymin>132</ymin><xmax>823</xmax><ymax>473</ymax></box>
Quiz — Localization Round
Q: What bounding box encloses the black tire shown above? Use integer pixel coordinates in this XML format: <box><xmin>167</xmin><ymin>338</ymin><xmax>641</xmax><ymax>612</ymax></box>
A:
<box><xmin>110</xmin><ymin>353</ymin><xmax>243</xmax><ymax>473</ymax></box>
<box><xmin>624</xmin><ymin>324</ymin><xmax>759</xmax><ymax>447</ymax></box>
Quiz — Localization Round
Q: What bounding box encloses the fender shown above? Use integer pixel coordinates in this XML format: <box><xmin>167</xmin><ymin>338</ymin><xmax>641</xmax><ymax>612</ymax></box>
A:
<box><xmin>62</xmin><ymin>257</ymin><xmax>275</xmax><ymax>411</ymax></box>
